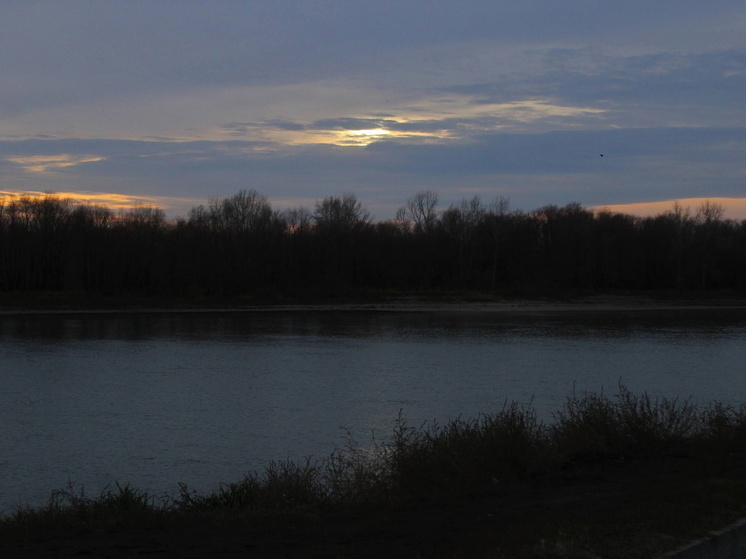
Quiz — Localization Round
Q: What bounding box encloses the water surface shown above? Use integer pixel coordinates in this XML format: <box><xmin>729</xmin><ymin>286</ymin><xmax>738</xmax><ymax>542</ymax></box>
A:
<box><xmin>1</xmin><ymin>308</ymin><xmax>744</xmax><ymax>513</ymax></box>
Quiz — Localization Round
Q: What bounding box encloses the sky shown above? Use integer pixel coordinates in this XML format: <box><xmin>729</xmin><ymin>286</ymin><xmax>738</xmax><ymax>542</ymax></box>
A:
<box><xmin>2</xmin><ymin>1</ymin><xmax>745</xmax><ymax>220</ymax></box>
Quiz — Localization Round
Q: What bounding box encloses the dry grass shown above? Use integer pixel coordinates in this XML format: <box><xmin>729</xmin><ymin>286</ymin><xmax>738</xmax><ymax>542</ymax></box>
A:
<box><xmin>4</xmin><ymin>385</ymin><xmax>746</xmax><ymax>557</ymax></box>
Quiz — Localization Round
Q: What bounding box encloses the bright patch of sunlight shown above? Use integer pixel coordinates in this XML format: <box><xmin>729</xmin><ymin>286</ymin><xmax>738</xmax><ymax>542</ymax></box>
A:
<box><xmin>347</xmin><ymin>128</ymin><xmax>391</xmax><ymax>137</ymax></box>
<box><xmin>329</xmin><ymin>126</ymin><xmax>453</xmax><ymax>146</ymax></box>
<box><xmin>341</xmin><ymin>128</ymin><xmax>390</xmax><ymax>145</ymax></box>
<box><xmin>216</xmin><ymin>95</ymin><xmax>606</xmax><ymax>147</ymax></box>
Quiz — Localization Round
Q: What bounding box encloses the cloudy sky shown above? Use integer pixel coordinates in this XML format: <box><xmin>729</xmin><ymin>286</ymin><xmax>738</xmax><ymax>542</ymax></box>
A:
<box><xmin>2</xmin><ymin>1</ymin><xmax>745</xmax><ymax>219</ymax></box>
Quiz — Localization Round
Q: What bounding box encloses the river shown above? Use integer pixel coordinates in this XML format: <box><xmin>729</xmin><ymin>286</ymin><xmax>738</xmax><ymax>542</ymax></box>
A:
<box><xmin>1</xmin><ymin>307</ymin><xmax>744</xmax><ymax>513</ymax></box>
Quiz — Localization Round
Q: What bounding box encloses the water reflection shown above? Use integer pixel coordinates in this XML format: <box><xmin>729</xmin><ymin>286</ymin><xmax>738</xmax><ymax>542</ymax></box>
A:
<box><xmin>4</xmin><ymin>307</ymin><xmax>745</xmax><ymax>339</ymax></box>
<box><xmin>1</xmin><ymin>308</ymin><xmax>745</xmax><ymax>513</ymax></box>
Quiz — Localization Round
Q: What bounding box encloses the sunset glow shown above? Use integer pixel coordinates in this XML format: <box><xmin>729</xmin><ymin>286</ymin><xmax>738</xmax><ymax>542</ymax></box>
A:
<box><xmin>0</xmin><ymin>190</ymin><xmax>205</xmax><ymax>213</ymax></box>
<box><xmin>3</xmin><ymin>6</ymin><xmax>746</xmax><ymax>552</ymax></box>
<box><xmin>1</xmin><ymin>3</ymin><xmax>744</xmax><ymax>221</ymax></box>
<box><xmin>595</xmin><ymin>198</ymin><xmax>746</xmax><ymax>221</ymax></box>
<box><xmin>7</xmin><ymin>155</ymin><xmax>106</xmax><ymax>173</ymax></box>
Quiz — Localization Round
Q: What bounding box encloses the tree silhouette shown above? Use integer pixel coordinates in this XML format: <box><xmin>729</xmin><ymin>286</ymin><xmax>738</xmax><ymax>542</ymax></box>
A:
<box><xmin>0</xmin><ymin>192</ymin><xmax>742</xmax><ymax>299</ymax></box>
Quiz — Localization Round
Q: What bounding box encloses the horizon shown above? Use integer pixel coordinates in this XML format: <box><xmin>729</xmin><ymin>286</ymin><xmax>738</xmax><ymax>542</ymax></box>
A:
<box><xmin>2</xmin><ymin>189</ymin><xmax>745</xmax><ymax>223</ymax></box>
<box><xmin>2</xmin><ymin>3</ymin><xmax>745</xmax><ymax>220</ymax></box>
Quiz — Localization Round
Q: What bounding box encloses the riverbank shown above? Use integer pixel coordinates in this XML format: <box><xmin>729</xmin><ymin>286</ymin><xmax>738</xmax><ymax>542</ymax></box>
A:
<box><xmin>7</xmin><ymin>454</ymin><xmax>746</xmax><ymax>558</ymax></box>
<box><xmin>4</xmin><ymin>389</ymin><xmax>746</xmax><ymax>558</ymax></box>
<box><xmin>1</xmin><ymin>290</ymin><xmax>746</xmax><ymax>316</ymax></box>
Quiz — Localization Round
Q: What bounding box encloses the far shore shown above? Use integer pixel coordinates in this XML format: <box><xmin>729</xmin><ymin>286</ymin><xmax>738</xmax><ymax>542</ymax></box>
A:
<box><xmin>1</xmin><ymin>293</ymin><xmax>746</xmax><ymax>316</ymax></box>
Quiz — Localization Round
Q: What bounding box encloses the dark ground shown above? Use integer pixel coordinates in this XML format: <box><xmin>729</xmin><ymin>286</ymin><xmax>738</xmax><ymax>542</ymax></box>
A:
<box><xmin>4</xmin><ymin>452</ymin><xmax>746</xmax><ymax>558</ymax></box>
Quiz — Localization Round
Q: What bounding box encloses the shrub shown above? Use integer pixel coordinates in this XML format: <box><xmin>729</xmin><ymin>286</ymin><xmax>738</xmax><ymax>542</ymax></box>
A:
<box><xmin>6</xmin><ymin>386</ymin><xmax>746</xmax><ymax>531</ymax></box>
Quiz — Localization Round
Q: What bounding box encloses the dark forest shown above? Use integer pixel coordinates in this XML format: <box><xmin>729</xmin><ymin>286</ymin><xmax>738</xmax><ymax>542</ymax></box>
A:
<box><xmin>1</xmin><ymin>190</ymin><xmax>744</xmax><ymax>300</ymax></box>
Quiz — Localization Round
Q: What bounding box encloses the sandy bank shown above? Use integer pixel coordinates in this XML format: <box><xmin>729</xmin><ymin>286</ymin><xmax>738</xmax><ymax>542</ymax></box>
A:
<box><xmin>1</xmin><ymin>295</ymin><xmax>745</xmax><ymax>316</ymax></box>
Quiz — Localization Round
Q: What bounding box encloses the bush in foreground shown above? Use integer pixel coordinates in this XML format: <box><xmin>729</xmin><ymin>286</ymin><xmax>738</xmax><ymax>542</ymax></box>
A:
<box><xmin>4</xmin><ymin>385</ymin><xmax>746</xmax><ymax>531</ymax></box>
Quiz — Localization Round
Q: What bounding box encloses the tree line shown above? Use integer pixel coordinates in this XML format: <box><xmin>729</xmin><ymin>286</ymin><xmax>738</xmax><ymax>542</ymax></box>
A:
<box><xmin>0</xmin><ymin>190</ymin><xmax>744</xmax><ymax>299</ymax></box>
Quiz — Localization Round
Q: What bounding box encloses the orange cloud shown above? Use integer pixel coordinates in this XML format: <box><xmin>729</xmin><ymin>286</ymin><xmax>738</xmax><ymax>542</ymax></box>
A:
<box><xmin>6</xmin><ymin>155</ymin><xmax>106</xmax><ymax>172</ymax></box>
<box><xmin>0</xmin><ymin>190</ymin><xmax>203</xmax><ymax>214</ymax></box>
<box><xmin>594</xmin><ymin>197</ymin><xmax>746</xmax><ymax>221</ymax></box>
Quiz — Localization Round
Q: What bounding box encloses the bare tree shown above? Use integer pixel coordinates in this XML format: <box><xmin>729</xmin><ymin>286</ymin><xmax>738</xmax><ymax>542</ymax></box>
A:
<box><xmin>282</xmin><ymin>206</ymin><xmax>312</xmax><ymax>235</ymax></box>
<box><xmin>208</xmin><ymin>189</ymin><xmax>273</xmax><ymax>234</ymax></box>
<box><xmin>396</xmin><ymin>190</ymin><xmax>439</xmax><ymax>234</ymax></box>
<box><xmin>665</xmin><ymin>202</ymin><xmax>692</xmax><ymax>290</ymax></box>
<box><xmin>667</xmin><ymin>201</ymin><xmax>692</xmax><ymax>224</ymax></box>
<box><xmin>488</xmin><ymin>195</ymin><xmax>510</xmax><ymax>288</ymax></box>
<box><xmin>694</xmin><ymin>199</ymin><xmax>726</xmax><ymax>289</ymax></box>
<box><xmin>459</xmin><ymin>195</ymin><xmax>486</xmax><ymax>231</ymax></box>
<box><xmin>695</xmin><ymin>199</ymin><xmax>725</xmax><ymax>225</ymax></box>
<box><xmin>313</xmin><ymin>194</ymin><xmax>370</xmax><ymax>234</ymax></box>
<box><xmin>121</xmin><ymin>205</ymin><xmax>165</xmax><ymax>230</ymax></box>
<box><xmin>489</xmin><ymin>195</ymin><xmax>510</xmax><ymax>218</ymax></box>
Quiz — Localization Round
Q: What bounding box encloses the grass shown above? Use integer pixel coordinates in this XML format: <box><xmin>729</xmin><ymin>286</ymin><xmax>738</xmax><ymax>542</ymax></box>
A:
<box><xmin>4</xmin><ymin>385</ymin><xmax>746</xmax><ymax>557</ymax></box>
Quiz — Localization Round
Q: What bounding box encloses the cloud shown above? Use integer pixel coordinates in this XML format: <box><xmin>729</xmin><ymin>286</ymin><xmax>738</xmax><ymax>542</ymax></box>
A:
<box><xmin>6</xmin><ymin>155</ymin><xmax>107</xmax><ymax>173</ymax></box>
<box><xmin>2</xmin><ymin>2</ymin><xmax>746</xmax><ymax>219</ymax></box>
<box><xmin>221</xmin><ymin>121</ymin><xmax>307</xmax><ymax>135</ymax></box>
<box><xmin>447</xmin><ymin>48</ymin><xmax>746</xmax><ymax>126</ymax></box>
<box><xmin>2</xmin><ymin>123</ymin><xmax>745</xmax><ymax>219</ymax></box>
<box><xmin>4</xmin><ymin>2</ymin><xmax>744</xmax><ymax>114</ymax></box>
<box><xmin>364</xmin><ymin>127</ymin><xmax>746</xmax><ymax>175</ymax></box>
<box><xmin>212</xmin><ymin>97</ymin><xmax>608</xmax><ymax>148</ymax></box>
<box><xmin>595</xmin><ymin>198</ymin><xmax>746</xmax><ymax>221</ymax></box>
<box><xmin>0</xmin><ymin>189</ymin><xmax>200</xmax><ymax>213</ymax></box>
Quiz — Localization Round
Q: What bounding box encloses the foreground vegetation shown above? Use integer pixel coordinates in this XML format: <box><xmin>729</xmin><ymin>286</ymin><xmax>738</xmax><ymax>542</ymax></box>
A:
<box><xmin>4</xmin><ymin>386</ymin><xmax>746</xmax><ymax>557</ymax></box>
